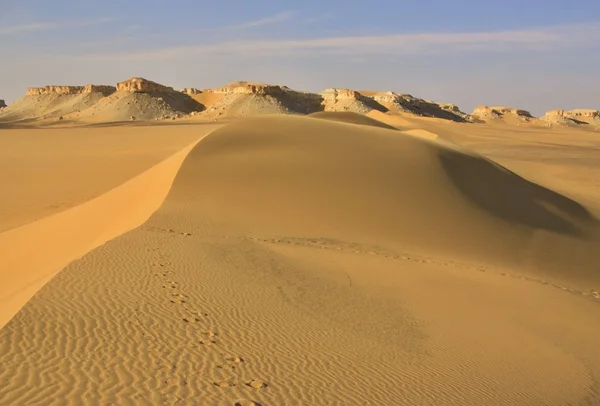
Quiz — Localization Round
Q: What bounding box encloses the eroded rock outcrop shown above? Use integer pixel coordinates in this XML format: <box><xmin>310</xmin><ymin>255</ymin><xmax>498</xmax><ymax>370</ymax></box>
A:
<box><xmin>209</xmin><ymin>81</ymin><xmax>285</xmax><ymax>96</ymax></box>
<box><xmin>181</xmin><ymin>88</ymin><xmax>201</xmax><ymax>95</ymax></box>
<box><xmin>542</xmin><ymin>109</ymin><xmax>600</xmax><ymax>125</ymax></box>
<box><xmin>0</xmin><ymin>100</ymin><xmax>6</xmax><ymax>109</ymax></box>
<box><xmin>116</xmin><ymin>77</ymin><xmax>174</xmax><ymax>93</ymax></box>
<box><xmin>26</xmin><ymin>85</ymin><xmax>115</xmax><ymax>96</ymax></box>
<box><xmin>83</xmin><ymin>85</ymin><xmax>116</xmax><ymax>96</ymax></box>
<box><xmin>27</xmin><ymin>86</ymin><xmax>85</xmax><ymax>96</ymax></box>
<box><xmin>369</xmin><ymin>91</ymin><xmax>467</xmax><ymax>122</ymax></box>
<box><xmin>320</xmin><ymin>88</ymin><xmax>385</xmax><ymax>114</ymax></box>
<box><xmin>471</xmin><ymin>105</ymin><xmax>533</xmax><ymax>121</ymax></box>
<box><xmin>321</xmin><ymin>88</ymin><xmax>363</xmax><ymax>102</ymax></box>
<box><xmin>196</xmin><ymin>81</ymin><xmax>323</xmax><ymax>118</ymax></box>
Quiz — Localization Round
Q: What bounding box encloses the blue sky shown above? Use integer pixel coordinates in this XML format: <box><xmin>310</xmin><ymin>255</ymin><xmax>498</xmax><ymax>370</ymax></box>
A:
<box><xmin>1</xmin><ymin>0</ymin><xmax>599</xmax><ymax>115</ymax></box>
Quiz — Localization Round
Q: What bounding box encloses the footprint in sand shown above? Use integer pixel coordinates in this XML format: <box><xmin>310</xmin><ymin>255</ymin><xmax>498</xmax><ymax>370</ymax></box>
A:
<box><xmin>235</xmin><ymin>400</ymin><xmax>262</xmax><ymax>406</ymax></box>
<box><xmin>246</xmin><ymin>380</ymin><xmax>268</xmax><ymax>389</ymax></box>
<box><xmin>217</xmin><ymin>355</ymin><xmax>243</xmax><ymax>369</ymax></box>
<box><xmin>164</xmin><ymin>376</ymin><xmax>187</xmax><ymax>386</ymax></box>
<box><xmin>225</xmin><ymin>356</ymin><xmax>244</xmax><ymax>364</ymax></box>
<box><xmin>182</xmin><ymin>317</ymin><xmax>203</xmax><ymax>323</ymax></box>
<box><xmin>213</xmin><ymin>380</ymin><xmax>235</xmax><ymax>388</ymax></box>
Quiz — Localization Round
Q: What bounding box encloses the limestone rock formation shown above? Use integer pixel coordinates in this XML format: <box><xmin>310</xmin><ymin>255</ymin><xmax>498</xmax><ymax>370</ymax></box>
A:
<box><xmin>320</xmin><ymin>88</ymin><xmax>385</xmax><ymax>114</ymax></box>
<box><xmin>181</xmin><ymin>88</ymin><xmax>201</xmax><ymax>95</ymax></box>
<box><xmin>542</xmin><ymin>109</ymin><xmax>600</xmax><ymax>125</ymax></box>
<box><xmin>198</xmin><ymin>82</ymin><xmax>323</xmax><ymax>118</ymax></box>
<box><xmin>3</xmin><ymin>77</ymin><xmax>201</xmax><ymax>123</ymax></box>
<box><xmin>116</xmin><ymin>77</ymin><xmax>174</xmax><ymax>93</ymax></box>
<box><xmin>209</xmin><ymin>81</ymin><xmax>285</xmax><ymax>96</ymax></box>
<box><xmin>83</xmin><ymin>85</ymin><xmax>116</xmax><ymax>96</ymax></box>
<box><xmin>27</xmin><ymin>86</ymin><xmax>85</xmax><ymax>96</ymax></box>
<box><xmin>26</xmin><ymin>85</ymin><xmax>115</xmax><ymax>96</ymax></box>
<box><xmin>368</xmin><ymin>91</ymin><xmax>467</xmax><ymax>122</ymax></box>
<box><xmin>321</xmin><ymin>88</ymin><xmax>363</xmax><ymax>102</ymax></box>
<box><xmin>471</xmin><ymin>105</ymin><xmax>533</xmax><ymax>122</ymax></box>
<box><xmin>0</xmin><ymin>100</ymin><xmax>6</xmax><ymax>109</ymax></box>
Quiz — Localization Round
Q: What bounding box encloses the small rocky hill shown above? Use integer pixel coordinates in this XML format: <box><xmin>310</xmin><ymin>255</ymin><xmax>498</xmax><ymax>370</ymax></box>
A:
<box><xmin>198</xmin><ymin>82</ymin><xmax>322</xmax><ymax>119</ymax></box>
<box><xmin>362</xmin><ymin>91</ymin><xmax>467</xmax><ymax>122</ymax></box>
<box><xmin>319</xmin><ymin>88</ymin><xmax>385</xmax><ymax>114</ymax></box>
<box><xmin>0</xmin><ymin>85</ymin><xmax>116</xmax><ymax>123</ymax></box>
<box><xmin>470</xmin><ymin>105</ymin><xmax>535</xmax><ymax>124</ymax></box>
<box><xmin>542</xmin><ymin>109</ymin><xmax>600</xmax><ymax>127</ymax></box>
<box><xmin>72</xmin><ymin>77</ymin><xmax>203</xmax><ymax>122</ymax></box>
<box><xmin>0</xmin><ymin>78</ymin><xmax>203</xmax><ymax>123</ymax></box>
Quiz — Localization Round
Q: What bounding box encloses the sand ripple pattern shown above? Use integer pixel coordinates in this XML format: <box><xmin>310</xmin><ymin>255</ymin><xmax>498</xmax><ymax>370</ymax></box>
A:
<box><xmin>2</xmin><ymin>220</ymin><xmax>600</xmax><ymax>404</ymax></box>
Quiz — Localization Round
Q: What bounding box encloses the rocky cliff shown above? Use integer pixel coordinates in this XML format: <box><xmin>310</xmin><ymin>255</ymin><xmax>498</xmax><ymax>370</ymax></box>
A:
<box><xmin>181</xmin><ymin>88</ymin><xmax>201</xmax><ymax>95</ymax></box>
<box><xmin>5</xmin><ymin>78</ymin><xmax>199</xmax><ymax>123</ymax></box>
<box><xmin>27</xmin><ymin>86</ymin><xmax>85</xmax><ymax>96</ymax></box>
<box><xmin>370</xmin><ymin>91</ymin><xmax>467</xmax><ymax>122</ymax></box>
<box><xmin>209</xmin><ymin>82</ymin><xmax>285</xmax><ymax>96</ymax></box>
<box><xmin>26</xmin><ymin>85</ymin><xmax>115</xmax><ymax>96</ymax></box>
<box><xmin>197</xmin><ymin>82</ymin><xmax>323</xmax><ymax>118</ymax></box>
<box><xmin>13</xmin><ymin>77</ymin><xmax>597</xmax><ymax>127</ymax></box>
<box><xmin>471</xmin><ymin>105</ymin><xmax>533</xmax><ymax>121</ymax></box>
<box><xmin>321</xmin><ymin>88</ymin><xmax>364</xmax><ymax>102</ymax></box>
<box><xmin>116</xmin><ymin>77</ymin><xmax>174</xmax><ymax>93</ymax></box>
<box><xmin>542</xmin><ymin>109</ymin><xmax>600</xmax><ymax>125</ymax></box>
<box><xmin>83</xmin><ymin>85</ymin><xmax>116</xmax><ymax>96</ymax></box>
<box><xmin>0</xmin><ymin>100</ymin><xmax>6</xmax><ymax>109</ymax></box>
<box><xmin>567</xmin><ymin>109</ymin><xmax>600</xmax><ymax>119</ymax></box>
<box><xmin>320</xmin><ymin>88</ymin><xmax>385</xmax><ymax>114</ymax></box>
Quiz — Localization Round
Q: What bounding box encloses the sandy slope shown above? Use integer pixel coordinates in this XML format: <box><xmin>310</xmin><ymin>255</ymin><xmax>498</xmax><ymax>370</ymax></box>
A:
<box><xmin>66</xmin><ymin>91</ymin><xmax>203</xmax><ymax>122</ymax></box>
<box><xmin>1</xmin><ymin>115</ymin><xmax>600</xmax><ymax>405</ymax></box>
<box><xmin>0</xmin><ymin>93</ymin><xmax>106</xmax><ymax>123</ymax></box>
<box><xmin>309</xmin><ymin>111</ymin><xmax>400</xmax><ymax>130</ymax></box>
<box><xmin>0</xmin><ymin>124</ymin><xmax>219</xmax><ymax>231</ymax></box>
<box><xmin>0</xmin><ymin>125</ymin><xmax>218</xmax><ymax>326</ymax></box>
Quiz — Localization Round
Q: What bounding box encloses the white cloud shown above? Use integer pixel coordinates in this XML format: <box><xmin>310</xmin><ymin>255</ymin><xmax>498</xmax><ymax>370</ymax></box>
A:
<box><xmin>0</xmin><ymin>22</ymin><xmax>58</xmax><ymax>34</ymax></box>
<box><xmin>0</xmin><ymin>17</ymin><xmax>115</xmax><ymax>35</ymax></box>
<box><xmin>225</xmin><ymin>11</ymin><xmax>296</xmax><ymax>30</ymax></box>
<box><xmin>78</xmin><ymin>21</ymin><xmax>600</xmax><ymax>61</ymax></box>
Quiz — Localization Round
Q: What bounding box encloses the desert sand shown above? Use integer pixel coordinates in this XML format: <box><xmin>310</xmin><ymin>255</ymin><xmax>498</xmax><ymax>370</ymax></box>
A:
<box><xmin>1</xmin><ymin>81</ymin><xmax>600</xmax><ymax>405</ymax></box>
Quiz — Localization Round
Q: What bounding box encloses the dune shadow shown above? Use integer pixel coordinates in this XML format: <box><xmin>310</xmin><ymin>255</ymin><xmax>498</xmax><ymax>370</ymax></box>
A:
<box><xmin>309</xmin><ymin>111</ymin><xmax>399</xmax><ymax>131</ymax></box>
<box><xmin>439</xmin><ymin>151</ymin><xmax>597</xmax><ymax>237</ymax></box>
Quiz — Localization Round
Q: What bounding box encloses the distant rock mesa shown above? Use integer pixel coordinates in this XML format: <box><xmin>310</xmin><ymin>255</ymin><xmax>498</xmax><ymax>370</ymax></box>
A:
<box><xmin>26</xmin><ymin>85</ymin><xmax>116</xmax><ymax>96</ymax></box>
<box><xmin>471</xmin><ymin>105</ymin><xmax>533</xmax><ymax>121</ymax></box>
<box><xmin>9</xmin><ymin>76</ymin><xmax>598</xmax><ymax>128</ymax></box>
<box><xmin>542</xmin><ymin>109</ymin><xmax>600</xmax><ymax>125</ymax></box>
<box><xmin>116</xmin><ymin>77</ymin><xmax>174</xmax><ymax>93</ymax></box>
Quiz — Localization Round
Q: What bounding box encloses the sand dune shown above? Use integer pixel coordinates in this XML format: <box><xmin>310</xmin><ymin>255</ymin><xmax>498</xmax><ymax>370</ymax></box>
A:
<box><xmin>0</xmin><ymin>124</ymin><xmax>221</xmax><ymax>328</ymax></box>
<box><xmin>401</xmin><ymin>128</ymin><xmax>439</xmax><ymax>139</ymax></box>
<box><xmin>2</xmin><ymin>115</ymin><xmax>600</xmax><ymax>405</ymax></box>
<box><xmin>0</xmin><ymin>124</ymin><xmax>219</xmax><ymax>231</ymax></box>
<box><xmin>309</xmin><ymin>111</ymin><xmax>399</xmax><ymax>130</ymax></box>
<box><xmin>0</xmin><ymin>141</ymin><xmax>196</xmax><ymax>328</ymax></box>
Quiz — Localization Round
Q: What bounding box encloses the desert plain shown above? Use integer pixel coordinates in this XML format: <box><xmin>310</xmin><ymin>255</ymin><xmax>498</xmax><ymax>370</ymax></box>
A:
<box><xmin>1</xmin><ymin>78</ymin><xmax>600</xmax><ymax>405</ymax></box>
